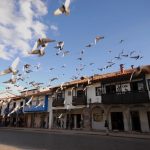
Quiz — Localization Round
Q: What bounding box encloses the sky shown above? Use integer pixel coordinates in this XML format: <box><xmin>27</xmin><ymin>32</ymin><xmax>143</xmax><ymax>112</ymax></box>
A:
<box><xmin>0</xmin><ymin>0</ymin><xmax>150</xmax><ymax>93</ymax></box>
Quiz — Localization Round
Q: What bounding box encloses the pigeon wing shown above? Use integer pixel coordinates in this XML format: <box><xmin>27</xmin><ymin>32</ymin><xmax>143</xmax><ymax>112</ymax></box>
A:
<box><xmin>65</xmin><ymin>0</ymin><xmax>70</xmax><ymax>8</ymax></box>
<box><xmin>0</xmin><ymin>68</ymin><xmax>12</xmax><ymax>76</ymax></box>
<box><xmin>11</xmin><ymin>57</ymin><xmax>20</xmax><ymax>72</ymax></box>
<box><xmin>54</xmin><ymin>7</ymin><xmax>64</xmax><ymax>16</ymax></box>
<box><xmin>32</xmin><ymin>41</ymin><xmax>39</xmax><ymax>51</ymax></box>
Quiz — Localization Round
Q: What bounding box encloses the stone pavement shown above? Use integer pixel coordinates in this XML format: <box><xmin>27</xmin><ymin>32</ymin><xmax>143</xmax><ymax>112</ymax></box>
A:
<box><xmin>1</xmin><ymin>127</ymin><xmax>150</xmax><ymax>139</ymax></box>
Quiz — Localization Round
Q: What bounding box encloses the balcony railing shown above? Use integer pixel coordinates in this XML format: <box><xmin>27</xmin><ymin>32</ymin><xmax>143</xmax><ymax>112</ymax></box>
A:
<box><xmin>101</xmin><ymin>90</ymin><xmax>150</xmax><ymax>104</ymax></box>
<box><xmin>52</xmin><ymin>98</ymin><xmax>65</xmax><ymax>107</ymax></box>
<box><xmin>72</xmin><ymin>96</ymin><xmax>87</xmax><ymax>106</ymax></box>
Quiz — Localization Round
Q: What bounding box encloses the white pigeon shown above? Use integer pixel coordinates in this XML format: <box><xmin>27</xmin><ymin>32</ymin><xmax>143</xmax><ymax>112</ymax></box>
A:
<box><xmin>94</xmin><ymin>36</ymin><xmax>104</xmax><ymax>44</ymax></box>
<box><xmin>54</xmin><ymin>0</ymin><xmax>71</xmax><ymax>16</ymax></box>
<box><xmin>8</xmin><ymin>105</ymin><xmax>20</xmax><ymax>116</ymax></box>
<box><xmin>35</xmin><ymin>101</ymin><xmax>44</xmax><ymax>108</ymax></box>
<box><xmin>32</xmin><ymin>38</ymin><xmax>55</xmax><ymax>50</ymax></box>
<box><xmin>0</xmin><ymin>57</ymin><xmax>20</xmax><ymax>76</ymax></box>
<box><xmin>55</xmin><ymin>41</ymin><xmax>64</xmax><ymax>50</ymax></box>
<box><xmin>62</xmin><ymin>50</ymin><xmax>70</xmax><ymax>57</ymax></box>
<box><xmin>29</xmin><ymin>46</ymin><xmax>46</xmax><ymax>56</ymax></box>
<box><xmin>26</xmin><ymin>96</ymin><xmax>34</xmax><ymax>106</ymax></box>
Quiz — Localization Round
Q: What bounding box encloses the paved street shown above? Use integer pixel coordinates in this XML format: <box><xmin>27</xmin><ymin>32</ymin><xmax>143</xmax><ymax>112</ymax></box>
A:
<box><xmin>0</xmin><ymin>129</ymin><xmax>150</xmax><ymax>150</ymax></box>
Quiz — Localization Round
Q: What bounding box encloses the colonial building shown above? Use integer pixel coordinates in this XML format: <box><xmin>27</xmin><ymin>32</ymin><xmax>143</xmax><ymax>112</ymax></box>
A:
<box><xmin>0</xmin><ymin>65</ymin><xmax>150</xmax><ymax>132</ymax></box>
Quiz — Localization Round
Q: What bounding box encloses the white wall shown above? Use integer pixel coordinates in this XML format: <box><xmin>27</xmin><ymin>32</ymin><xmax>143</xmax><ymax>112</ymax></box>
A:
<box><xmin>91</xmin><ymin>107</ymin><xmax>105</xmax><ymax>130</ymax></box>
<box><xmin>87</xmin><ymin>83</ymin><xmax>102</xmax><ymax>103</ymax></box>
<box><xmin>48</xmin><ymin>96</ymin><xmax>53</xmax><ymax>128</ymax></box>
<box><xmin>140</xmin><ymin>111</ymin><xmax>149</xmax><ymax>132</ymax></box>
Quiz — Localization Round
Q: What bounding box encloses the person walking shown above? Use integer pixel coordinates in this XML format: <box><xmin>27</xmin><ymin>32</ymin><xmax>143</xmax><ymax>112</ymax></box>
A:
<box><xmin>104</xmin><ymin>120</ymin><xmax>109</xmax><ymax>135</ymax></box>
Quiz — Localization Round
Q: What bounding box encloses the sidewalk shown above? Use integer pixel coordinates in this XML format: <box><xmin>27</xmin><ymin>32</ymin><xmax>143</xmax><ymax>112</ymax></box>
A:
<box><xmin>1</xmin><ymin>127</ymin><xmax>150</xmax><ymax>139</ymax></box>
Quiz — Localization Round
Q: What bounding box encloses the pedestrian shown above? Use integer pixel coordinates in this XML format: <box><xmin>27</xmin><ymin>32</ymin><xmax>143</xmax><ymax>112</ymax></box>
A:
<box><xmin>104</xmin><ymin>120</ymin><xmax>109</xmax><ymax>135</ymax></box>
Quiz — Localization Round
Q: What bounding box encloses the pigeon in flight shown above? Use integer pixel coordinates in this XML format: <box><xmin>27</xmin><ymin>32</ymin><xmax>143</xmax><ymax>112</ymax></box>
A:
<box><xmin>0</xmin><ymin>57</ymin><xmax>20</xmax><ymax>76</ymax></box>
<box><xmin>24</xmin><ymin>64</ymin><xmax>30</xmax><ymax>69</ymax></box>
<box><xmin>28</xmin><ymin>46</ymin><xmax>46</xmax><ymax>56</ymax></box>
<box><xmin>50</xmin><ymin>77</ymin><xmax>59</xmax><ymax>82</ymax></box>
<box><xmin>89</xmin><ymin>63</ymin><xmax>94</xmax><ymax>66</ymax></box>
<box><xmin>85</xmin><ymin>43</ymin><xmax>94</xmax><ymax>48</ymax></box>
<box><xmin>130</xmin><ymin>55</ymin><xmax>142</xmax><ymax>60</ymax></box>
<box><xmin>26</xmin><ymin>96</ymin><xmax>34</xmax><ymax>106</ymax></box>
<box><xmin>55</xmin><ymin>41</ymin><xmax>64</xmax><ymax>50</ymax></box>
<box><xmin>49</xmin><ymin>67</ymin><xmax>55</xmax><ymax>71</ymax></box>
<box><xmin>130</xmin><ymin>51</ymin><xmax>136</xmax><ymax>56</ymax></box>
<box><xmin>94</xmin><ymin>36</ymin><xmax>104</xmax><ymax>44</ymax></box>
<box><xmin>54</xmin><ymin>0</ymin><xmax>71</xmax><ymax>16</ymax></box>
<box><xmin>33</xmin><ymin>38</ymin><xmax>55</xmax><ymax>50</ymax></box>
<box><xmin>119</xmin><ymin>40</ymin><xmax>124</xmax><ymax>44</ymax></box>
<box><xmin>62</xmin><ymin>50</ymin><xmax>70</xmax><ymax>57</ymax></box>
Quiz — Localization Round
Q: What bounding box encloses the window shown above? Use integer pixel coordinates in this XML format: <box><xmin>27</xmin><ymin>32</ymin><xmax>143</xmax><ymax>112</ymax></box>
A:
<box><xmin>106</xmin><ymin>85</ymin><xmax>116</xmax><ymax>94</ymax></box>
<box><xmin>95</xmin><ymin>87</ymin><xmax>102</xmax><ymax>96</ymax></box>
<box><xmin>137</xmin><ymin>82</ymin><xmax>144</xmax><ymax>91</ymax></box>
<box><xmin>131</xmin><ymin>81</ymin><xmax>144</xmax><ymax>91</ymax></box>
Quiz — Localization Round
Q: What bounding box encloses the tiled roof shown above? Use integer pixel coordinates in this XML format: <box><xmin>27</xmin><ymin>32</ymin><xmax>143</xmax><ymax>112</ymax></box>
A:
<box><xmin>5</xmin><ymin>65</ymin><xmax>150</xmax><ymax>100</ymax></box>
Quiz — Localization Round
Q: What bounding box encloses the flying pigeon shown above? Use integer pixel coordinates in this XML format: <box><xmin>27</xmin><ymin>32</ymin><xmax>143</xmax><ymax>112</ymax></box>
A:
<box><xmin>130</xmin><ymin>55</ymin><xmax>143</xmax><ymax>60</ymax></box>
<box><xmin>55</xmin><ymin>41</ymin><xmax>64</xmax><ymax>50</ymax></box>
<box><xmin>0</xmin><ymin>57</ymin><xmax>20</xmax><ymax>76</ymax></box>
<box><xmin>85</xmin><ymin>43</ymin><xmax>94</xmax><ymax>48</ymax></box>
<box><xmin>24</xmin><ymin>64</ymin><xmax>30</xmax><ymax>69</ymax></box>
<box><xmin>28</xmin><ymin>46</ymin><xmax>46</xmax><ymax>56</ymax></box>
<box><xmin>49</xmin><ymin>67</ymin><xmax>55</xmax><ymax>71</ymax></box>
<box><xmin>62</xmin><ymin>50</ymin><xmax>70</xmax><ymax>57</ymax></box>
<box><xmin>94</xmin><ymin>36</ymin><xmax>104</xmax><ymax>44</ymax></box>
<box><xmin>26</xmin><ymin>96</ymin><xmax>34</xmax><ymax>106</ymax></box>
<box><xmin>130</xmin><ymin>51</ymin><xmax>136</xmax><ymax>56</ymax></box>
<box><xmin>89</xmin><ymin>63</ymin><xmax>94</xmax><ymax>66</ymax></box>
<box><xmin>33</xmin><ymin>38</ymin><xmax>55</xmax><ymax>50</ymax></box>
<box><xmin>80</xmin><ymin>50</ymin><xmax>85</xmax><ymax>55</ymax></box>
<box><xmin>54</xmin><ymin>0</ymin><xmax>71</xmax><ymax>16</ymax></box>
<box><xmin>77</xmin><ymin>57</ymin><xmax>82</xmax><ymax>61</ymax></box>
<box><xmin>119</xmin><ymin>40</ymin><xmax>124</xmax><ymax>44</ymax></box>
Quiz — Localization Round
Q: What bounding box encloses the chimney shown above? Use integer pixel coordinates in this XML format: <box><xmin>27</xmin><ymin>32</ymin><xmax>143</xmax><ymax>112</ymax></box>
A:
<box><xmin>120</xmin><ymin>64</ymin><xmax>124</xmax><ymax>73</ymax></box>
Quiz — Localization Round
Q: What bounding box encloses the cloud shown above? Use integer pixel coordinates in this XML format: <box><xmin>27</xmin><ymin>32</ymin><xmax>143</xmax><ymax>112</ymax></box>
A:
<box><xmin>0</xmin><ymin>0</ymin><xmax>48</xmax><ymax>60</ymax></box>
<box><xmin>50</xmin><ymin>25</ymin><xmax>59</xmax><ymax>31</ymax></box>
<box><xmin>0</xmin><ymin>44</ymin><xmax>12</xmax><ymax>60</ymax></box>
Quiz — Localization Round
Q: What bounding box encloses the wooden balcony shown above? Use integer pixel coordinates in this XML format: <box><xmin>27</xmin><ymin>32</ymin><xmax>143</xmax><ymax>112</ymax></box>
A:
<box><xmin>72</xmin><ymin>96</ymin><xmax>87</xmax><ymax>106</ymax></box>
<box><xmin>52</xmin><ymin>98</ymin><xmax>64</xmax><ymax>107</ymax></box>
<box><xmin>102</xmin><ymin>91</ymin><xmax>150</xmax><ymax>104</ymax></box>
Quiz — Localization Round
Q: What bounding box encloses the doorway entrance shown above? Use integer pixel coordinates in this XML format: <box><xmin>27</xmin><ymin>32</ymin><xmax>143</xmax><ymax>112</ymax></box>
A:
<box><xmin>130</xmin><ymin>111</ymin><xmax>141</xmax><ymax>131</ymax></box>
<box><xmin>147</xmin><ymin>112</ymin><xmax>150</xmax><ymax>130</ymax></box>
<box><xmin>76</xmin><ymin>114</ymin><xmax>81</xmax><ymax>128</ymax></box>
<box><xmin>111</xmin><ymin>112</ymin><xmax>124</xmax><ymax>131</ymax></box>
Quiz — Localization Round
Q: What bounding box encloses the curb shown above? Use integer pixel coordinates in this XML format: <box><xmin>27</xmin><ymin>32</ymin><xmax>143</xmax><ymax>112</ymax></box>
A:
<box><xmin>0</xmin><ymin>127</ymin><xmax>150</xmax><ymax>139</ymax></box>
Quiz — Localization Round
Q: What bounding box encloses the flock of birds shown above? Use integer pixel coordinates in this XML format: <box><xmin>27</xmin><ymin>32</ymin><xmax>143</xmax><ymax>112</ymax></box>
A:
<box><xmin>0</xmin><ymin>0</ymin><xmax>147</xmax><ymax>116</ymax></box>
